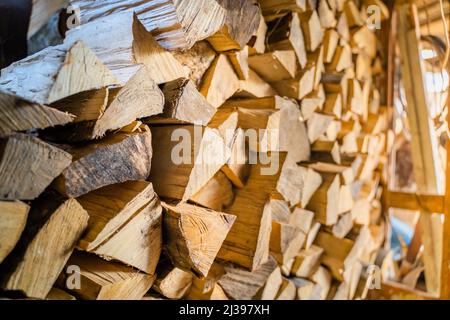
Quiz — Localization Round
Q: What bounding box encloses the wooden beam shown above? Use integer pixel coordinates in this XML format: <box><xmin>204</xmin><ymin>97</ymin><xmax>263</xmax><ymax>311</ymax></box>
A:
<box><xmin>384</xmin><ymin>191</ymin><xmax>444</xmax><ymax>213</ymax></box>
<box><xmin>396</xmin><ymin>2</ymin><xmax>444</xmax><ymax>295</ymax></box>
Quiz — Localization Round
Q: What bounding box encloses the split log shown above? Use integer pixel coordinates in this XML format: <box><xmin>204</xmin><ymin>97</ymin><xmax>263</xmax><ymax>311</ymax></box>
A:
<box><xmin>65</xmin><ymin>11</ymin><xmax>188</xmax><ymax>84</ymax></box>
<box><xmin>249</xmin><ymin>14</ymin><xmax>267</xmax><ymax>55</ymax></box>
<box><xmin>162</xmin><ymin>202</ymin><xmax>236</xmax><ymax>277</ymax></box>
<box><xmin>0</xmin><ymin>201</ymin><xmax>30</xmax><ymax>263</ymax></box>
<box><xmin>227</xmin><ymin>47</ymin><xmax>250</xmax><ymax>80</ymax></box>
<box><xmin>248</xmin><ymin>51</ymin><xmax>297</xmax><ymax>82</ymax></box>
<box><xmin>54</xmin><ymin>131</ymin><xmax>153</xmax><ymax>198</ymax></box>
<box><xmin>291</xmin><ymin>245</ymin><xmax>323</xmax><ymax>277</ymax></box>
<box><xmin>0</xmin><ymin>195</ymin><xmax>89</xmax><ymax>299</ymax></box>
<box><xmin>218</xmin><ymin>257</ymin><xmax>282</xmax><ymax>300</ymax></box>
<box><xmin>298</xmin><ymin>10</ymin><xmax>324</xmax><ymax>52</ymax></box>
<box><xmin>0</xmin><ymin>41</ymin><xmax>118</xmax><ymax>105</ymax></box>
<box><xmin>276</xmin><ymin>164</ymin><xmax>323</xmax><ymax>207</ymax></box>
<box><xmin>300</xmin><ymin>86</ymin><xmax>326</xmax><ymax>120</ymax></box>
<box><xmin>0</xmin><ymin>91</ymin><xmax>73</xmax><ymax>134</ymax></box>
<box><xmin>307</xmin><ymin>112</ymin><xmax>334</xmax><ymax>143</ymax></box>
<box><xmin>71</xmin><ymin>0</ymin><xmax>226</xmax><ymax>51</ymax></box>
<box><xmin>221</xmin><ymin>96</ymin><xmax>298</xmax><ymax>110</ymax></box>
<box><xmin>59</xmin><ymin>251</ymin><xmax>155</xmax><ymax>300</ymax></box>
<box><xmin>306</xmin><ymin>172</ymin><xmax>340</xmax><ymax>226</ymax></box>
<box><xmin>318</xmin><ymin>0</ymin><xmax>337</xmax><ymax>28</ymax></box>
<box><xmin>323</xmin><ymin>29</ymin><xmax>340</xmax><ymax>64</ymax></box>
<box><xmin>344</xmin><ymin>0</ymin><xmax>364</xmax><ymax>27</ymax></box>
<box><xmin>77</xmin><ymin>181</ymin><xmax>162</xmax><ymax>274</ymax></box>
<box><xmin>149</xmin><ymin>125</ymin><xmax>232</xmax><ymax>202</ymax></box>
<box><xmin>270</xmin><ymin>220</ymin><xmax>306</xmax><ymax>265</ymax></box>
<box><xmin>208</xmin><ymin>0</ymin><xmax>261</xmax><ymax>52</ymax></box>
<box><xmin>290</xmin><ymin>208</ymin><xmax>315</xmax><ymax>234</ymax></box>
<box><xmin>218</xmin><ymin>153</ymin><xmax>287</xmax><ymax>270</ymax></box>
<box><xmin>275</xmin><ymin>278</ymin><xmax>296</xmax><ymax>300</ymax></box>
<box><xmin>259</xmin><ymin>0</ymin><xmax>306</xmax><ymax>15</ymax></box>
<box><xmin>314</xmin><ymin>231</ymin><xmax>354</xmax><ymax>280</ymax></box>
<box><xmin>267</xmin><ymin>13</ymin><xmax>307</xmax><ymax>68</ymax></box>
<box><xmin>311</xmin><ymin>266</ymin><xmax>332</xmax><ymax>299</ymax></box>
<box><xmin>311</xmin><ymin>140</ymin><xmax>341</xmax><ymax>164</ymax></box>
<box><xmin>190</xmin><ymin>171</ymin><xmax>235</xmax><ymax>211</ymax></box>
<box><xmin>156</xmin><ymin>78</ymin><xmax>216</xmax><ymax>126</ymax></box>
<box><xmin>200</xmin><ymin>54</ymin><xmax>240</xmax><ymax>109</ymax></box>
<box><xmin>221</xmin><ymin>129</ymin><xmax>250</xmax><ymax>188</ymax></box>
<box><xmin>235</xmin><ymin>70</ymin><xmax>277</xmax><ymax>99</ymax></box>
<box><xmin>0</xmin><ymin>134</ymin><xmax>72</xmax><ymax>200</ymax></box>
<box><xmin>172</xmin><ymin>41</ymin><xmax>217</xmax><ymax>87</ymax></box>
<box><xmin>327</xmin><ymin>43</ymin><xmax>353</xmax><ymax>72</ymax></box>
<box><xmin>153</xmin><ymin>261</ymin><xmax>193</xmax><ymax>299</ymax></box>
<box><xmin>52</xmin><ymin>66</ymin><xmax>164</xmax><ymax>141</ymax></box>
<box><xmin>272</xmin><ymin>66</ymin><xmax>316</xmax><ymax>100</ymax></box>
<box><xmin>50</xmin><ymin>89</ymin><xmax>108</xmax><ymax>123</ymax></box>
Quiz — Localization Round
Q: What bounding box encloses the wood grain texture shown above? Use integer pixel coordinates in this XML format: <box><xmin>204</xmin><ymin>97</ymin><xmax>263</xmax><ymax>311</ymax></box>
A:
<box><xmin>71</xmin><ymin>0</ymin><xmax>226</xmax><ymax>50</ymax></box>
<box><xmin>77</xmin><ymin>181</ymin><xmax>162</xmax><ymax>274</ymax></box>
<box><xmin>163</xmin><ymin>202</ymin><xmax>236</xmax><ymax>277</ymax></box>
<box><xmin>0</xmin><ymin>133</ymin><xmax>72</xmax><ymax>200</ymax></box>
<box><xmin>0</xmin><ymin>91</ymin><xmax>74</xmax><ymax>134</ymax></box>
<box><xmin>0</xmin><ymin>196</ymin><xmax>89</xmax><ymax>299</ymax></box>
<box><xmin>0</xmin><ymin>41</ymin><xmax>118</xmax><ymax>104</ymax></box>
<box><xmin>54</xmin><ymin>131</ymin><xmax>153</xmax><ymax>198</ymax></box>
<box><xmin>208</xmin><ymin>0</ymin><xmax>261</xmax><ymax>52</ymax></box>
<box><xmin>59</xmin><ymin>251</ymin><xmax>155</xmax><ymax>300</ymax></box>
<box><xmin>0</xmin><ymin>201</ymin><xmax>29</xmax><ymax>263</ymax></box>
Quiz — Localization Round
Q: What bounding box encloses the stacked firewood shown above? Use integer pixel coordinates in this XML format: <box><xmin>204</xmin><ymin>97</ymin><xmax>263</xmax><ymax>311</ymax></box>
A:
<box><xmin>0</xmin><ymin>0</ymin><xmax>388</xmax><ymax>300</ymax></box>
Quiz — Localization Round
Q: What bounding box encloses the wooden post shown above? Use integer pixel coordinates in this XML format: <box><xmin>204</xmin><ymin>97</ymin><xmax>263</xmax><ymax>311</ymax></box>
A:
<box><xmin>396</xmin><ymin>1</ymin><xmax>444</xmax><ymax>295</ymax></box>
<box><xmin>440</xmin><ymin>61</ymin><xmax>450</xmax><ymax>299</ymax></box>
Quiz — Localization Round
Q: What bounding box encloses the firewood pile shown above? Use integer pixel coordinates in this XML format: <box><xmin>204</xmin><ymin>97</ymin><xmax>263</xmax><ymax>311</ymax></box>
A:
<box><xmin>0</xmin><ymin>0</ymin><xmax>388</xmax><ymax>300</ymax></box>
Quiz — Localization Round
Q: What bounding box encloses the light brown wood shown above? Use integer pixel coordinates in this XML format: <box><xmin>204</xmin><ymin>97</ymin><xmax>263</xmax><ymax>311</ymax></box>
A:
<box><xmin>77</xmin><ymin>181</ymin><xmax>162</xmax><ymax>274</ymax></box>
<box><xmin>227</xmin><ymin>47</ymin><xmax>250</xmax><ymax>80</ymax></box>
<box><xmin>0</xmin><ymin>196</ymin><xmax>89</xmax><ymax>299</ymax></box>
<box><xmin>163</xmin><ymin>202</ymin><xmax>236</xmax><ymax>277</ymax></box>
<box><xmin>71</xmin><ymin>0</ymin><xmax>227</xmax><ymax>51</ymax></box>
<box><xmin>0</xmin><ymin>201</ymin><xmax>30</xmax><ymax>263</ymax></box>
<box><xmin>0</xmin><ymin>41</ymin><xmax>119</xmax><ymax>104</ymax></box>
<box><xmin>54</xmin><ymin>131</ymin><xmax>153</xmax><ymax>198</ymax></box>
<box><xmin>299</xmin><ymin>10</ymin><xmax>324</xmax><ymax>52</ymax></box>
<box><xmin>207</xmin><ymin>0</ymin><xmax>261</xmax><ymax>52</ymax></box>
<box><xmin>218</xmin><ymin>153</ymin><xmax>287</xmax><ymax>270</ymax></box>
<box><xmin>267</xmin><ymin>13</ymin><xmax>308</xmax><ymax>68</ymax></box>
<box><xmin>249</xmin><ymin>51</ymin><xmax>297</xmax><ymax>82</ymax></box>
<box><xmin>218</xmin><ymin>256</ymin><xmax>281</xmax><ymax>300</ymax></box>
<box><xmin>200</xmin><ymin>54</ymin><xmax>240</xmax><ymax>109</ymax></box>
<box><xmin>0</xmin><ymin>91</ymin><xmax>74</xmax><ymax>134</ymax></box>
<box><xmin>59</xmin><ymin>251</ymin><xmax>155</xmax><ymax>300</ymax></box>
<box><xmin>153</xmin><ymin>261</ymin><xmax>193</xmax><ymax>300</ymax></box>
<box><xmin>0</xmin><ymin>133</ymin><xmax>72</xmax><ymax>200</ymax></box>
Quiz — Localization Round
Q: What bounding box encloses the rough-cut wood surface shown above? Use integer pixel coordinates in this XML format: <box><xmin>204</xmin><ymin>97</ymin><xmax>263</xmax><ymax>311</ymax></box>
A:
<box><xmin>71</xmin><ymin>0</ymin><xmax>226</xmax><ymax>50</ymax></box>
<box><xmin>65</xmin><ymin>12</ymin><xmax>188</xmax><ymax>84</ymax></box>
<box><xmin>218</xmin><ymin>154</ymin><xmax>286</xmax><ymax>271</ymax></box>
<box><xmin>0</xmin><ymin>201</ymin><xmax>29</xmax><ymax>264</ymax></box>
<box><xmin>0</xmin><ymin>134</ymin><xmax>72</xmax><ymax>200</ymax></box>
<box><xmin>77</xmin><ymin>181</ymin><xmax>162</xmax><ymax>274</ymax></box>
<box><xmin>163</xmin><ymin>202</ymin><xmax>236</xmax><ymax>277</ymax></box>
<box><xmin>158</xmin><ymin>78</ymin><xmax>216</xmax><ymax>126</ymax></box>
<box><xmin>0</xmin><ymin>41</ymin><xmax>118</xmax><ymax>105</ymax></box>
<box><xmin>59</xmin><ymin>251</ymin><xmax>155</xmax><ymax>300</ymax></box>
<box><xmin>218</xmin><ymin>256</ymin><xmax>279</xmax><ymax>300</ymax></box>
<box><xmin>54</xmin><ymin>131</ymin><xmax>153</xmax><ymax>198</ymax></box>
<box><xmin>0</xmin><ymin>91</ymin><xmax>74</xmax><ymax>134</ymax></box>
<box><xmin>208</xmin><ymin>0</ymin><xmax>261</xmax><ymax>52</ymax></box>
<box><xmin>0</xmin><ymin>195</ymin><xmax>89</xmax><ymax>299</ymax></box>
